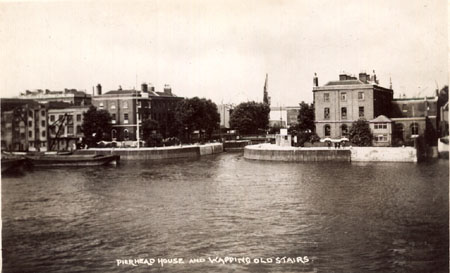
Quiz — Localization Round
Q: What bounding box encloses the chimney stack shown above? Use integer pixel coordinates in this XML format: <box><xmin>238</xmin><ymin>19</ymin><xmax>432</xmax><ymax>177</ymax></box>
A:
<box><xmin>313</xmin><ymin>73</ymin><xmax>319</xmax><ymax>87</ymax></box>
<box><xmin>164</xmin><ymin>84</ymin><xmax>172</xmax><ymax>95</ymax></box>
<box><xmin>96</xmin><ymin>84</ymin><xmax>102</xmax><ymax>95</ymax></box>
<box><xmin>359</xmin><ymin>72</ymin><xmax>369</xmax><ymax>83</ymax></box>
<box><xmin>141</xmin><ymin>83</ymin><xmax>148</xmax><ymax>93</ymax></box>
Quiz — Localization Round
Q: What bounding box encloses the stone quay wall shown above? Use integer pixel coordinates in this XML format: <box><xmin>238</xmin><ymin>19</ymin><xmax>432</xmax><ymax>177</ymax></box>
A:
<box><xmin>350</xmin><ymin>147</ymin><xmax>417</xmax><ymax>162</ymax></box>
<box><xmin>244</xmin><ymin>144</ymin><xmax>417</xmax><ymax>162</ymax></box>
<box><xmin>244</xmin><ymin>145</ymin><xmax>351</xmax><ymax>162</ymax></box>
<box><xmin>75</xmin><ymin>143</ymin><xmax>223</xmax><ymax>160</ymax></box>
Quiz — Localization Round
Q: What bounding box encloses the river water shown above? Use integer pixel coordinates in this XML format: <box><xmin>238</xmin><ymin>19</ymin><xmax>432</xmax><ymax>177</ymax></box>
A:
<box><xmin>2</xmin><ymin>153</ymin><xmax>449</xmax><ymax>272</ymax></box>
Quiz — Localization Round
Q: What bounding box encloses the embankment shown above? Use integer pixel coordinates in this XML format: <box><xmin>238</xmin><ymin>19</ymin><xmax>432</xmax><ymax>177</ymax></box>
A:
<box><xmin>244</xmin><ymin>144</ymin><xmax>350</xmax><ymax>162</ymax></box>
<box><xmin>244</xmin><ymin>144</ymin><xmax>417</xmax><ymax>162</ymax></box>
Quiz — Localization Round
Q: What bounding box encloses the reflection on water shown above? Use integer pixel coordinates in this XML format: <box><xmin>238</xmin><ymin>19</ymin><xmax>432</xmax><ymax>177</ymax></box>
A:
<box><xmin>2</xmin><ymin>154</ymin><xmax>448</xmax><ymax>272</ymax></box>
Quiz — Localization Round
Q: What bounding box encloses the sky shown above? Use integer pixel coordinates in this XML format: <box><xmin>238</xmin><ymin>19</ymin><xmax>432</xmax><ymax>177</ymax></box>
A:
<box><xmin>0</xmin><ymin>0</ymin><xmax>448</xmax><ymax>106</ymax></box>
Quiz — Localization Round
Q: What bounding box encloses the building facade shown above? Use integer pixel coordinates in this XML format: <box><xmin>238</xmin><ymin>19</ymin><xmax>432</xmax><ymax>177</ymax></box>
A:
<box><xmin>313</xmin><ymin>72</ymin><xmax>393</xmax><ymax>139</ymax></box>
<box><xmin>1</xmin><ymin>99</ymin><xmax>49</xmax><ymax>151</ymax></box>
<box><xmin>47</xmin><ymin>103</ymin><xmax>90</xmax><ymax>151</ymax></box>
<box><xmin>92</xmin><ymin>83</ymin><xmax>182</xmax><ymax>141</ymax></box>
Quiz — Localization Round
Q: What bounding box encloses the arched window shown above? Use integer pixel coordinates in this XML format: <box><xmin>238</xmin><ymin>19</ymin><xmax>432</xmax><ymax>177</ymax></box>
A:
<box><xmin>411</xmin><ymin>123</ymin><xmax>419</xmax><ymax>135</ymax></box>
<box><xmin>341</xmin><ymin>124</ymin><xmax>348</xmax><ymax>137</ymax></box>
<box><xmin>324</xmin><ymin>124</ymin><xmax>331</xmax><ymax>137</ymax></box>
<box><xmin>111</xmin><ymin>129</ymin><xmax>117</xmax><ymax>140</ymax></box>
<box><xmin>123</xmin><ymin>129</ymin><xmax>129</xmax><ymax>140</ymax></box>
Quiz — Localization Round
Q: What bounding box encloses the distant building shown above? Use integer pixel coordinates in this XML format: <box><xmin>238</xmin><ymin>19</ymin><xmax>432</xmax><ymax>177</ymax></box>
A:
<box><xmin>19</xmin><ymin>89</ymin><xmax>91</xmax><ymax>106</ymax></box>
<box><xmin>269</xmin><ymin>106</ymin><xmax>300</xmax><ymax>128</ymax></box>
<box><xmin>92</xmin><ymin>83</ymin><xmax>183</xmax><ymax>141</ymax></box>
<box><xmin>218</xmin><ymin>104</ymin><xmax>233</xmax><ymax>129</ymax></box>
<box><xmin>1</xmin><ymin>99</ymin><xmax>48</xmax><ymax>151</ymax></box>
<box><xmin>313</xmin><ymin>72</ymin><xmax>393</xmax><ymax>140</ymax></box>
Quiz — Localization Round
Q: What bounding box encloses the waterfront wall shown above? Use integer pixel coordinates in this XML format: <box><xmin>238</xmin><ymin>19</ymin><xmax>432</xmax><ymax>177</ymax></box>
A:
<box><xmin>244</xmin><ymin>144</ymin><xmax>418</xmax><ymax>162</ymax></box>
<box><xmin>350</xmin><ymin>147</ymin><xmax>417</xmax><ymax>162</ymax></box>
<box><xmin>198</xmin><ymin>143</ymin><xmax>224</xmax><ymax>155</ymax></box>
<box><xmin>244</xmin><ymin>145</ymin><xmax>351</xmax><ymax>162</ymax></box>
<box><xmin>75</xmin><ymin>143</ymin><xmax>223</xmax><ymax>160</ymax></box>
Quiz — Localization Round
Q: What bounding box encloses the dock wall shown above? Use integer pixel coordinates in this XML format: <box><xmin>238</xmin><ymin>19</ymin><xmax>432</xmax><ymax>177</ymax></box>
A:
<box><xmin>244</xmin><ymin>146</ymin><xmax>351</xmax><ymax>162</ymax></box>
<box><xmin>244</xmin><ymin>145</ymin><xmax>417</xmax><ymax>162</ymax></box>
<box><xmin>350</xmin><ymin>147</ymin><xmax>417</xmax><ymax>162</ymax></box>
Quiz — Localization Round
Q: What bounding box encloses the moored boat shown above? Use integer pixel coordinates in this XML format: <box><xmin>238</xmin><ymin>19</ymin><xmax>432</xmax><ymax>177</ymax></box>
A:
<box><xmin>1</xmin><ymin>158</ymin><xmax>27</xmax><ymax>173</ymax></box>
<box><xmin>25</xmin><ymin>154</ymin><xmax>120</xmax><ymax>167</ymax></box>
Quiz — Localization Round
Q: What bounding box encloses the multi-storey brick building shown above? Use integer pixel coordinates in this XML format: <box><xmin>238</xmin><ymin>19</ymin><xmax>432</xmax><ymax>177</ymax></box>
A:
<box><xmin>312</xmin><ymin>72</ymin><xmax>440</xmax><ymax>146</ymax></box>
<box><xmin>1</xmin><ymin>99</ymin><xmax>49</xmax><ymax>151</ymax></box>
<box><xmin>313</xmin><ymin>72</ymin><xmax>393</xmax><ymax>142</ymax></box>
<box><xmin>92</xmin><ymin>83</ymin><xmax>182</xmax><ymax>141</ymax></box>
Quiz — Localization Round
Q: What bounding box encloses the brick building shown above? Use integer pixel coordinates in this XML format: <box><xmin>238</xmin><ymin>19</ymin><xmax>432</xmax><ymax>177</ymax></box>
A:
<box><xmin>1</xmin><ymin>99</ymin><xmax>49</xmax><ymax>151</ymax></box>
<box><xmin>313</xmin><ymin>72</ymin><xmax>393</xmax><ymax>140</ymax></box>
<box><xmin>92</xmin><ymin>83</ymin><xmax>182</xmax><ymax>141</ymax></box>
<box><xmin>312</xmin><ymin>72</ymin><xmax>439</xmax><ymax>146</ymax></box>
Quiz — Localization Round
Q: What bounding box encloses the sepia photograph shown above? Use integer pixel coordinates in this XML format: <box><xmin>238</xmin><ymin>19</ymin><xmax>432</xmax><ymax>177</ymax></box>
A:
<box><xmin>0</xmin><ymin>0</ymin><xmax>448</xmax><ymax>272</ymax></box>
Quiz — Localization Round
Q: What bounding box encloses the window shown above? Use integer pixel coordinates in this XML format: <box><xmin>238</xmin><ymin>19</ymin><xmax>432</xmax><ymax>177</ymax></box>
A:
<box><xmin>67</xmin><ymin>115</ymin><xmax>73</xmax><ymax>124</ymax></box>
<box><xmin>341</xmin><ymin>92</ymin><xmax>347</xmax><ymax>101</ymax></box>
<box><xmin>323</xmin><ymin>93</ymin><xmax>330</xmax><ymax>102</ymax></box>
<box><xmin>29</xmin><ymin>131</ymin><xmax>32</xmax><ymax>138</ymax></box>
<box><xmin>359</xmin><ymin>107</ymin><xmax>364</xmax><ymax>118</ymax></box>
<box><xmin>324</xmin><ymin>108</ymin><xmax>330</xmax><ymax>119</ymax></box>
<box><xmin>411</xmin><ymin>123</ymin><xmax>419</xmax><ymax>135</ymax></box>
<box><xmin>123</xmin><ymin>102</ymin><xmax>128</xmax><ymax>109</ymax></box>
<box><xmin>111</xmin><ymin>129</ymin><xmax>117</xmax><ymax>139</ymax></box>
<box><xmin>111</xmin><ymin>103</ymin><xmax>116</xmax><ymax>110</ymax></box>
<box><xmin>341</xmin><ymin>124</ymin><xmax>348</xmax><ymax>136</ymax></box>
<box><xmin>99</xmin><ymin>102</ymin><xmax>104</xmax><ymax>109</ymax></box>
<box><xmin>402</xmin><ymin>104</ymin><xmax>408</xmax><ymax>113</ymax></box>
<box><xmin>42</xmin><ymin>142</ymin><xmax>46</xmax><ymax>147</ymax></box>
<box><xmin>324</xmin><ymin>124</ymin><xmax>331</xmax><ymax>136</ymax></box>
<box><xmin>58</xmin><ymin>115</ymin><xmax>64</xmax><ymax>121</ymax></box>
<box><xmin>137</xmin><ymin>101</ymin><xmax>141</xmax><ymax>108</ymax></box>
<box><xmin>376</xmin><ymin>135</ymin><xmax>388</xmax><ymax>142</ymax></box>
<box><xmin>123</xmin><ymin>129</ymin><xmax>129</xmax><ymax>140</ymax></box>
<box><xmin>42</xmin><ymin>130</ymin><xmax>46</xmax><ymax>137</ymax></box>
<box><xmin>358</xmin><ymin>92</ymin><xmax>364</xmax><ymax>100</ymax></box>
<box><xmin>341</xmin><ymin>107</ymin><xmax>347</xmax><ymax>119</ymax></box>
<box><xmin>28</xmin><ymin>121</ymin><xmax>32</xmax><ymax>127</ymax></box>
<box><xmin>41</xmin><ymin>120</ymin><xmax>45</xmax><ymax>127</ymax></box>
<box><xmin>67</xmin><ymin>126</ymin><xmax>74</xmax><ymax>135</ymax></box>
<box><xmin>50</xmin><ymin>115</ymin><xmax>55</xmax><ymax>122</ymax></box>
<box><xmin>76</xmin><ymin>125</ymin><xmax>81</xmax><ymax>135</ymax></box>
<box><xmin>41</xmin><ymin>110</ymin><xmax>45</xmax><ymax>117</ymax></box>
<box><xmin>111</xmin><ymin>113</ymin><xmax>116</xmax><ymax>124</ymax></box>
<box><xmin>374</xmin><ymin>123</ymin><xmax>387</xmax><ymax>130</ymax></box>
<box><xmin>124</xmin><ymin>113</ymin><xmax>129</xmax><ymax>124</ymax></box>
<box><xmin>76</xmin><ymin>114</ymin><xmax>81</xmax><ymax>122</ymax></box>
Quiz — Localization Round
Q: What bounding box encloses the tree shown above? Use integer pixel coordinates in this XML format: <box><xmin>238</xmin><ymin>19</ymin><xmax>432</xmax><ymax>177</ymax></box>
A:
<box><xmin>348</xmin><ymin>119</ymin><xmax>373</xmax><ymax>146</ymax></box>
<box><xmin>174</xmin><ymin>97</ymin><xmax>220</xmax><ymax>142</ymax></box>
<box><xmin>297</xmin><ymin>101</ymin><xmax>315</xmax><ymax>133</ymax></box>
<box><xmin>141</xmin><ymin>119</ymin><xmax>162</xmax><ymax>147</ymax></box>
<box><xmin>81</xmin><ymin>106</ymin><xmax>112</xmax><ymax>147</ymax></box>
<box><xmin>229</xmin><ymin>101</ymin><xmax>270</xmax><ymax>135</ymax></box>
<box><xmin>290</xmin><ymin>102</ymin><xmax>319</xmax><ymax>146</ymax></box>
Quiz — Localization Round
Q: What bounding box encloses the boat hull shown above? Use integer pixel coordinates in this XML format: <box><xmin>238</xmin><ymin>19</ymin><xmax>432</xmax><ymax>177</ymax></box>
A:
<box><xmin>25</xmin><ymin>155</ymin><xmax>120</xmax><ymax>167</ymax></box>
